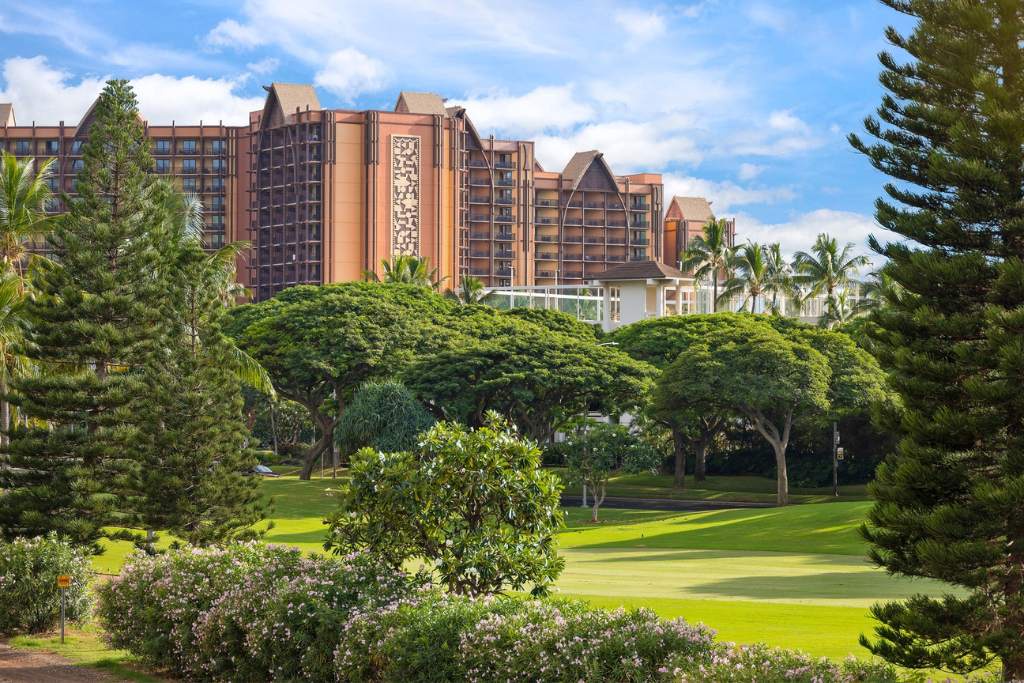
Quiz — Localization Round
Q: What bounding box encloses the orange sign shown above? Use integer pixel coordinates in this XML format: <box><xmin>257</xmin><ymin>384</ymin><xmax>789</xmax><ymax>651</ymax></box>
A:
<box><xmin>57</xmin><ymin>575</ymin><xmax>71</xmax><ymax>589</ymax></box>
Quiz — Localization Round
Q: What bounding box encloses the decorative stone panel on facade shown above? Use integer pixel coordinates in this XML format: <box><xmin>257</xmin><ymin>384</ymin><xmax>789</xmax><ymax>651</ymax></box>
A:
<box><xmin>390</xmin><ymin>135</ymin><xmax>421</xmax><ymax>256</ymax></box>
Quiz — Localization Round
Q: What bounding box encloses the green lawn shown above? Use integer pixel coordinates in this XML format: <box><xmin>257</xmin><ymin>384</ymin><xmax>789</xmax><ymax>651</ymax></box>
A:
<box><xmin>87</xmin><ymin>476</ymin><xmax>949</xmax><ymax>664</ymax></box>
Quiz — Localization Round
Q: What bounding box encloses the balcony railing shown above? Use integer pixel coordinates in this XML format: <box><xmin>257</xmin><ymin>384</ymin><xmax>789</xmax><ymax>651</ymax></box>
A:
<box><xmin>564</xmin><ymin>271</ymin><xmax>584</xmax><ymax>279</ymax></box>
<box><xmin>471</xmin><ymin>252</ymin><xmax>491</xmax><ymax>258</ymax></box>
<box><xmin>494</xmin><ymin>160</ymin><xmax>514</xmax><ymax>169</ymax></box>
<box><xmin>537</xmin><ymin>270</ymin><xmax>557</xmax><ymax>278</ymax></box>
<box><xmin>535</xmin><ymin>217</ymin><xmax>557</xmax><ymax>224</ymax></box>
<box><xmin>564</xmin><ymin>236</ymin><xmax>583</xmax><ymax>243</ymax></box>
<box><xmin>584</xmin><ymin>237</ymin><xmax>604</xmax><ymax>244</ymax></box>
<box><xmin>536</xmin><ymin>199</ymin><xmax>559</xmax><ymax>207</ymax></box>
<box><xmin>584</xmin><ymin>255</ymin><xmax>604</xmax><ymax>262</ymax></box>
<box><xmin>536</xmin><ymin>252</ymin><xmax>558</xmax><ymax>260</ymax></box>
<box><xmin>584</xmin><ymin>203</ymin><xmax>606</xmax><ymax>209</ymax></box>
<box><xmin>470</xmin><ymin>214</ymin><xmax>490</xmax><ymax>222</ymax></box>
<box><xmin>495</xmin><ymin>249</ymin><xmax>514</xmax><ymax>258</ymax></box>
<box><xmin>495</xmin><ymin>266</ymin><xmax>512</xmax><ymax>276</ymax></box>
<box><xmin>495</xmin><ymin>197</ymin><xmax>514</xmax><ymax>205</ymax></box>
<box><xmin>494</xmin><ymin>214</ymin><xmax>514</xmax><ymax>223</ymax></box>
<box><xmin>564</xmin><ymin>218</ymin><xmax>583</xmax><ymax>226</ymax></box>
<box><xmin>607</xmin><ymin>254</ymin><xmax>626</xmax><ymax>262</ymax></box>
<box><xmin>495</xmin><ymin>232</ymin><xmax>514</xmax><ymax>241</ymax></box>
<box><xmin>495</xmin><ymin>178</ymin><xmax>514</xmax><ymax>187</ymax></box>
<box><xmin>630</xmin><ymin>203</ymin><xmax>650</xmax><ymax>211</ymax></box>
<box><xmin>470</xmin><ymin>233</ymin><xmax>490</xmax><ymax>240</ymax></box>
<box><xmin>468</xmin><ymin>160</ymin><xmax>488</xmax><ymax>168</ymax></box>
<box><xmin>535</xmin><ymin>235</ymin><xmax>557</xmax><ymax>242</ymax></box>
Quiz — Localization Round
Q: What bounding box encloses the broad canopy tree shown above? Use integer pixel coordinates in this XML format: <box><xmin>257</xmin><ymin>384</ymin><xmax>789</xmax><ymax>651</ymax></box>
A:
<box><xmin>404</xmin><ymin>314</ymin><xmax>655</xmax><ymax>443</ymax></box>
<box><xmin>226</xmin><ymin>282</ymin><xmax>454</xmax><ymax>480</ymax></box>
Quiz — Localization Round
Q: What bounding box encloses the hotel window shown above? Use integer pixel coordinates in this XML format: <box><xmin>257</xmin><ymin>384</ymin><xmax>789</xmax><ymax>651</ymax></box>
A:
<box><xmin>179</xmin><ymin>139</ymin><xmax>197</xmax><ymax>154</ymax></box>
<box><xmin>13</xmin><ymin>140</ymin><xmax>30</xmax><ymax>155</ymax></box>
<box><xmin>208</xmin><ymin>233</ymin><xmax>225</xmax><ymax>248</ymax></box>
<box><xmin>211</xmin><ymin>196</ymin><xmax>224</xmax><ymax>210</ymax></box>
<box><xmin>70</xmin><ymin>140</ymin><xmax>84</xmax><ymax>154</ymax></box>
<box><xmin>182</xmin><ymin>178</ymin><xmax>197</xmax><ymax>191</ymax></box>
<box><xmin>210</xmin><ymin>139</ymin><xmax>226</xmax><ymax>154</ymax></box>
<box><xmin>71</xmin><ymin>159</ymin><xmax>84</xmax><ymax>173</ymax></box>
<box><xmin>182</xmin><ymin>158</ymin><xmax>197</xmax><ymax>173</ymax></box>
<box><xmin>155</xmin><ymin>159</ymin><xmax>171</xmax><ymax>174</ymax></box>
<box><xmin>46</xmin><ymin>177</ymin><xmax>59</xmax><ymax>192</ymax></box>
<box><xmin>212</xmin><ymin>158</ymin><xmax>225</xmax><ymax>172</ymax></box>
<box><xmin>44</xmin><ymin>140</ymin><xmax>60</xmax><ymax>154</ymax></box>
<box><xmin>209</xmin><ymin>215</ymin><xmax>224</xmax><ymax>228</ymax></box>
<box><xmin>211</xmin><ymin>177</ymin><xmax>224</xmax><ymax>191</ymax></box>
<box><xmin>154</xmin><ymin>139</ymin><xmax>171</xmax><ymax>154</ymax></box>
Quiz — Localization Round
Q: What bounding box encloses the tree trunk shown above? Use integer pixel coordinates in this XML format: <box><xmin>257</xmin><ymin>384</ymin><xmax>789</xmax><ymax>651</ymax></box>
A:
<box><xmin>773</xmin><ymin>442</ymin><xmax>789</xmax><ymax>506</ymax></box>
<box><xmin>694</xmin><ymin>438</ymin><xmax>707</xmax><ymax>483</ymax></box>
<box><xmin>0</xmin><ymin>375</ymin><xmax>9</xmax><ymax>449</ymax></box>
<box><xmin>672</xmin><ymin>428</ymin><xmax>686</xmax><ymax>489</ymax></box>
<box><xmin>300</xmin><ymin>434</ymin><xmax>332</xmax><ymax>480</ymax></box>
<box><xmin>591</xmin><ymin>483</ymin><xmax>606</xmax><ymax>522</ymax></box>
<box><xmin>746</xmin><ymin>408</ymin><xmax>792</xmax><ymax>506</ymax></box>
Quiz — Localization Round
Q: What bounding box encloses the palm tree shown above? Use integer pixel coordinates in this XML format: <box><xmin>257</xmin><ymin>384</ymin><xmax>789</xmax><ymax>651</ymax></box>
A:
<box><xmin>763</xmin><ymin>243</ymin><xmax>795</xmax><ymax>315</ymax></box>
<box><xmin>365</xmin><ymin>255</ymin><xmax>445</xmax><ymax>289</ymax></box>
<box><xmin>679</xmin><ymin>218</ymin><xmax>733</xmax><ymax>312</ymax></box>
<box><xmin>719</xmin><ymin>242</ymin><xmax>768</xmax><ymax>312</ymax></box>
<box><xmin>792</xmin><ymin>233</ymin><xmax>870</xmax><ymax>328</ymax></box>
<box><xmin>0</xmin><ymin>152</ymin><xmax>55</xmax><ymax>286</ymax></box>
<box><xmin>447</xmin><ymin>275</ymin><xmax>486</xmax><ymax>304</ymax></box>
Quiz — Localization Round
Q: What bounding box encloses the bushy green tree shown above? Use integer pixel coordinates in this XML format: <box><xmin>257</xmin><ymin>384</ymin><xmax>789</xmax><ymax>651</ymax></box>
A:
<box><xmin>326</xmin><ymin>413</ymin><xmax>565</xmax><ymax>596</ymax></box>
<box><xmin>336</xmin><ymin>379</ymin><xmax>434</xmax><ymax>455</ymax></box>
<box><xmin>0</xmin><ymin>81</ymin><xmax>169</xmax><ymax>550</ymax></box>
<box><xmin>849</xmin><ymin>1</ymin><xmax>1024</xmax><ymax>677</ymax></box>
<box><xmin>563</xmin><ymin>421</ymin><xmax>661</xmax><ymax>522</ymax></box>
<box><xmin>657</xmin><ymin>320</ymin><xmax>830</xmax><ymax>505</ymax></box>
<box><xmin>226</xmin><ymin>283</ymin><xmax>454</xmax><ymax>479</ymax></box>
<box><xmin>405</xmin><ymin>317</ymin><xmax>654</xmax><ymax>443</ymax></box>
<box><xmin>132</xmin><ymin>196</ymin><xmax>266</xmax><ymax>546</ymax></box>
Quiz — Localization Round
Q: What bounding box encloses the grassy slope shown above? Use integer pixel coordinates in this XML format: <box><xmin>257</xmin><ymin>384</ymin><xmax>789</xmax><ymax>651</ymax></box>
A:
<box><xmin>87</xmin><ymin>478</ymin><xmax>947</xmax><ymax>663</ymax></box>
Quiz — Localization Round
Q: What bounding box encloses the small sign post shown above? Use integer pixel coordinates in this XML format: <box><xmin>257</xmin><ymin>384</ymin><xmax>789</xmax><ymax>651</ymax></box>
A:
<box><xmin>57</xmin><ymin>575</ymin><xmax>70</xmax><ymax>644</ymax></box>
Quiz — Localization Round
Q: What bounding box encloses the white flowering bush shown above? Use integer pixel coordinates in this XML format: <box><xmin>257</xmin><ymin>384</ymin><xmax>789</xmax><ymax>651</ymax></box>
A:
<box><xmin>97</xmin><ymin>543</ymin><xmax>302</xmax><ymax>676</ymax></box>
<box><xmin>669</xmin><ymin>643</ymin><xmax>898</xmax><ymax>682</ymax></box>
<box><xmin>0</xmin><ymin>534</ymin><xmax>93</xmax><ymax>635</ymax></box>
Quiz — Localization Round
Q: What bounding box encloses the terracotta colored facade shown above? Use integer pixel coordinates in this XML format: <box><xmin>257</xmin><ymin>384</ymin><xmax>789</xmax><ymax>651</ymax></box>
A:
<box><xmin>663</xmin><ymin>195</ymin><xmax>736</xmax><ymax>268</ymax></box>
<box><xmin>0</xmin><ymin>84</ymin><xmax>672</xmax><ymax>300</ymax></box>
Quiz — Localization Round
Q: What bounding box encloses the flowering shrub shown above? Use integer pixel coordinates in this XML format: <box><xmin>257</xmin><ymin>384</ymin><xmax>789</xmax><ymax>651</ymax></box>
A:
<box><xmin>669</xmin><ymin>643</ymin><xmax>898</xmax><ymax>682</ymax></box>
<box><xmin>96</xmin><ymin>543</ymin><xmax>301</xmax><ymax>676</ymax></box>
<box><xmin>0</xmin><ymin>534</ymin><xmax>93</xmax><ymax>635</ymax></box>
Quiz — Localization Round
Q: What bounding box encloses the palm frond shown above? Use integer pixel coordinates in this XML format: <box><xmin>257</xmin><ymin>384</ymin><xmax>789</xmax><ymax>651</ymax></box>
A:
<box><xmin>228</xmin><ymin>342</ymin><xmax>276</xmax><ymax>398</ymax></box>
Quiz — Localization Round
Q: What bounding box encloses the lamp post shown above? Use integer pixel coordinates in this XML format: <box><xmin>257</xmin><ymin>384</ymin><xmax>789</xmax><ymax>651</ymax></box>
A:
<box><xmin>832</xmin><ymin>421</ymin><xmax>840</xmax><ymax>497</ymax></box>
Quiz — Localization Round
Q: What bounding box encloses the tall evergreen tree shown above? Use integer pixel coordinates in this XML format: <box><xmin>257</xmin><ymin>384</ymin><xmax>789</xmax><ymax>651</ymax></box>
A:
<box><xmin>133</xmin><ymin>195</ymin><xmax>266</xmax><ymax>546</ymax></box>
<box><xmin>850</xmin><ymin>2</ymin><xmax>1024</xmax><ymax>678</ymax></box>
<box><xmin>0</xmin><ymin>81</ymin><xmax>168</xmax><ymax>551</ymax></box>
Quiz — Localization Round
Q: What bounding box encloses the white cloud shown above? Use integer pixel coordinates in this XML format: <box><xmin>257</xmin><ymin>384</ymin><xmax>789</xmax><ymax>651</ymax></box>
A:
<box><xmin>536</xmin><ymin>122</ymin><xmax>702</xmax><ymax>172</ymax></box>
<box><xmin>738</xmin><ymin>163</ymin><xmax>764</xmax><ymax>180</ymax></box>
<box><xmin>452</xmin><ymin>85</ymin><xmax>594</xmax><ymax>136</ymax></box>
<box><xmin>728</xmin><ymin>110</ymin><xmax>823</xmax><ymax>157</ymax></box>
<box><xmin>207</xmin><ymin>18</ymin><xmax>267</xmax><ymax>50</ymax></box>
<box><xmin>0</xmin><ymin>56</ymin><xmax>263</xmax><ymax>126</ymax></box>
<box><xmin>746</xmin><ymin>3</ymin><xmax>790</xmax><ymax>32</ymax></box>
<box><xmin>246</xmin><ymin>58</ymin><xmax>280</xmax><ymax>76</ymax></box>
<box><xmin>614</xmin><ymin>9</ymin><xmax>666</xmax><ymax>45</ymax></box>
<box><xmin>0</xmin><ymin>57</ymin><xmax>104</xmax><ymax>123</ymax></box>
<box><xmin>663</xmin><ymin>173</ymin><xmax>795</xmax><ymax>214</ymax></box>
<box><xmin>734</xmin><ymin>208</ymin><xmax>895</xmax><ymax>260</ymax></box>
<box><xmin>313</xmin><ymin>48</ymin><xmax>388</xmax><ymax>102</ymax></box>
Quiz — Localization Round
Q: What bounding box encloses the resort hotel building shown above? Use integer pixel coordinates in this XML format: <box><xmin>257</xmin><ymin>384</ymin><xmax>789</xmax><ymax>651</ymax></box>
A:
<box><xmin>0</xmin><ymin>84</ymin><xmax>730</xmax><ymax>312</ymax></box>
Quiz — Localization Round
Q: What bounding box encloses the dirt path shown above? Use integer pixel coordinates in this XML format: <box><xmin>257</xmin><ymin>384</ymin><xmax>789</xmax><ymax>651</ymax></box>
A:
<box><xmin>0</xmin><ymin>643</ymin><xmax>116</xmax><ymax>683</ymax></box>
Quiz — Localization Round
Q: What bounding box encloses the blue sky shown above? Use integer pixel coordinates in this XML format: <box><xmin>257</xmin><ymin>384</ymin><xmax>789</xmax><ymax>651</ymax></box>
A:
<box><xmin>0</xmin><ymin>0</ymin><xmax>914</xmax><ymax>258</ymax></box>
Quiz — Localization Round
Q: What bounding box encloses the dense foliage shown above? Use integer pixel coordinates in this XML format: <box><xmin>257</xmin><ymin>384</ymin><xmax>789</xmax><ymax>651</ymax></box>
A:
<box><xmin>0</xmin><ymin>534</ymin><xmax>93</xmax><ymax>635</ymax></box>
<box><xmin>335</xmin><ymin>379</ymin><xmax>435</xmax><ymax>456</ymax></box>
<box><xmin>326</xmin><ymin>413</ymin><xmax>565</xmax><ymax>596</ymax></box>
<box><xmin>99</xmin><ymin>544</ymin><xmax>897</xmax><ymax>682</ymax></box>
<box><xmin>0</xmin><ymin>81</ymin><xmax>173</xmax><ymax>549</ymax></box>
<box><xmin>849</xmin><ymin>1</ymin><xmax>1024</xmax><ymax>676</ymax></box>
<box><xmin>226</xmin><ymin>282</ymin><xmax>454</xmax><ymax>478</ymax></box>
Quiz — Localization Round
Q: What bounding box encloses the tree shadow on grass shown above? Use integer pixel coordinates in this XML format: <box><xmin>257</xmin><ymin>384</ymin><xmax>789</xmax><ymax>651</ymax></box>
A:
<box><xmin>687</xmin><ymin>571</ymin><xmax>951</xmax><ymax>602</ymax></box>
<box><xmin>563</xmin><ymin>548</ymin><xmax>861</xmax><ymax>566</ymax></box>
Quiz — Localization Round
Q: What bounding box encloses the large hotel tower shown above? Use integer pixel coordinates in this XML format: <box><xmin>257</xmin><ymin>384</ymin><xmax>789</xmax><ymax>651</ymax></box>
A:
<box><xmin>0</xmin><ymin>84</ymin><xmax>724</xmax><ymax>302</ymax></box>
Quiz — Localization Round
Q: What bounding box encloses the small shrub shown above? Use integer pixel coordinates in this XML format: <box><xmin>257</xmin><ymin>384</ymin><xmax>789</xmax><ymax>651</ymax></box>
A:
<box><xmin>668</xmin><ymin>643</ymin><xmax>899</xmax><ymax>682</ymax></box>
<box><xmin>0</xmin><ymin>534</ymin><xmax>93</xmax><ymax>635</ymax></box>
<box><xmin>96</xmin><ymin>543</ymin><xmax>295</xmax><ymax>677</ymax></box>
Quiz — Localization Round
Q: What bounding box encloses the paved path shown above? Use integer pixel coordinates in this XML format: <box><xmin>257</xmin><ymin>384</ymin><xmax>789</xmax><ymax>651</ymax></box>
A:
<box><xmin>560</xmin><ymin>495</ymin><xmax>773</xmax><ymax>511</ymax></box>
<box><xmin>0</xmin><ymin>643</ymin><xmax>114</xmax><ymax>683</ymax></box>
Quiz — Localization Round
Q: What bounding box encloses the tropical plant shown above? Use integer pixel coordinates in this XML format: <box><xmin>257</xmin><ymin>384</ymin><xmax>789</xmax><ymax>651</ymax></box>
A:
<box><xmin>679</xmin><ymin>217</ymin><xmax>733</xmax><ymax>312</ymax></box>
<box><xmin>763</xmin><ymin>242</ymin><xmax>795</xmax><ymax>315</ymax></box>
<box><xmin>0</xmin><ymin>152</ymin><xmax>54</xmax><ymax>283</ymax></box>
<box><xmin>719</xmin><ymin>241</ymin><xmax>768</xmax><ymax>312</ymax></box>
<box><xmin>326</xmin><ymin>413</ymin><xmax>565</xmax><ymax>597</ymax></box>
<box><xmin>448</xmin><ymin>274</ymin><xmax>486</xmax><ymax>304</ymax></box>
<box><xmin>0</xmin><ymin>534</ymin><xmax>93</xmax><ymax>635</ymax></box>
<box><xmin>792</xmin><ymin>233</ymin><xmax>869</xmax><ymax>328</ymax></box>
<box><xmin>335</xmin><ymin>379</ymin><xmax>435</xmax><ymax>455</ymax></box>
<box><xmin>366</xmin><ymin>254</ymin><xmax>445</xmax><ymax>289</ymax></box>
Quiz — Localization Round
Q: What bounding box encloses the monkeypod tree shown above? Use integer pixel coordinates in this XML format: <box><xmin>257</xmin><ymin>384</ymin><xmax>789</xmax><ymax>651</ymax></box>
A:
<box><xmin>612</xmin><ymin>313</ymin><xmax>761</xmax><ymax>486</ymax></box>
<box><xmin>563</xmin><ymin>421</ymin><xmax>661</xmax><ymax>522</ymax></box>
<box><xmin>325</xmin><ymin>413</ymin><xmax>565</xmax><ymax>597</ymax></box>
<box><xmin>226</xmin><ymin>282</ymin><xmax>455</xmax><ymax>479</ymax></box>
<box><xmin>404</xmin><ymin>317</ymin><xmax>655</xmax><ymax>443</ymax></box>
<box><xmin>658</xmin><ymin>321</ymin><xmax>830</xmax><ymax>505</ymax></box>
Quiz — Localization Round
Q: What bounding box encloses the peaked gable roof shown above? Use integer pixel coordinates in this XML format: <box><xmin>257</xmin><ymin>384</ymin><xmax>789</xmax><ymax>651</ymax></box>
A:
<box><xmin>562</xmin><ymin>150</ymin><xmax>620</xmax><ymax>191</ymax></box>
<box><xmin>591</xmin><ymin>260</ymin><xmax>688</xmax><ymax>282</ymax></box>
<box><xmin>0</xmin><ymin>103</ymin><xmax>14</xmax><ymax>127</ymax></box>
<box><xmin>669</xmin><ymin>196</ymin><xmax>714</xmax><ymax>222</ymax></box>
<box><xmin>260</xmin><ymin>83</ymin><xmax>320</xmax><ymax>129</ymax></box>
<box><xmin>395</xmin><ymin>91</ymin><xmax>447</xmax><ymax>116</ymax></box>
